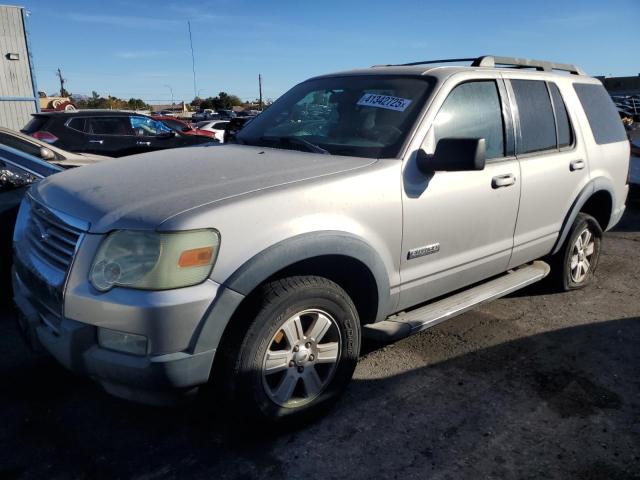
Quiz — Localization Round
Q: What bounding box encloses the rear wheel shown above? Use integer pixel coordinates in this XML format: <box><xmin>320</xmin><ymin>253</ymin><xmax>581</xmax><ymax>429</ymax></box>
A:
<box><xmin>551</xmin><ymin>212</ymin><xmax>602</xmax><ymax>291</ymax></box>
<box><xmin>220</xmin><ymin>276</ymin><xmax>360</xmax><ymax>424</ymax></box>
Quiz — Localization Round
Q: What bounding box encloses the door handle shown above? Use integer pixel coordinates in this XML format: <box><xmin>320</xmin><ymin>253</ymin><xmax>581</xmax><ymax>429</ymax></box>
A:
<box><xmin>492</xmin><ymin>174</ymin><xmax>516</xmax><ymax>189</ymax></box>
<box><xmin>136</xmin><ymin>141</ymin><xmax>151</xmax><ymax>146</ymax></box>
<box><xmin>89</xmin><ymin>140</ymin><xmax>104</xmax><ymax>144</ymax></box>
<box><xmin>570</xmin><ymin>160</ymin><xmax>585</xmax><ymax>171</ymax></box>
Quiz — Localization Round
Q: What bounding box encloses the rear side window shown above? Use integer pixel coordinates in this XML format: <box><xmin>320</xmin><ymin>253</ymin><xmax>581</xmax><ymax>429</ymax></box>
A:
<box><xmin>213</xmin><ymin>122</ymin><xmax>228</xmax><ymax>129</ymax></box>
<box><xmin>549</xmin><ymin>83</ymin><xmax>572</xmax><ymax>148</ymax></box>
<box><xmin>574</xmin><ymin>83</ymin><xmax>627</xmax><ymax>145</ymax></box>
<box><xmin>511</xmin><ymin>80</ymin><xmax>556</xmax><ymax>154</ymax></box>
<box><xmin>88</xmin><ymin>117</ymin><xmax>134</xmax><ymax>135</ymax></box>
<box><xmin>433</xmin><ymin>80</ymin><xmax>505</xmax><ymax>160</ymax></box>
<box><xmin>66</xmin><ymin>117</ymin><xmax>87</xmax><ymax>133</ymax></box>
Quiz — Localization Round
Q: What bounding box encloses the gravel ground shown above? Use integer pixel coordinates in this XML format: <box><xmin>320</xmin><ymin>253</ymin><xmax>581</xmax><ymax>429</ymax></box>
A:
<box><xmin>1</xmin><ymin>188</ymin><xmax>639</xmax><ymax>480</ymax></box>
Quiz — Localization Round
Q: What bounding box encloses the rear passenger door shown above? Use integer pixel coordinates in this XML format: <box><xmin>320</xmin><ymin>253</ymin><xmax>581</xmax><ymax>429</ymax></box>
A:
<box><xmin>83</xmin><ymin>116</ymin><xmax>138</xmax><ymax>156</ymax></box>
<box><xmin>503</xmin><ymin>76</ymin><xmax>590</xmax><ymax>267</ymax></box>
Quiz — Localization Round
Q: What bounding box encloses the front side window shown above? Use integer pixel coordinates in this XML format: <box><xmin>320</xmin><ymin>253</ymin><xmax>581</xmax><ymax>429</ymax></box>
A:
<box><xmin>433</xmin><ymin>81</ymin><xmax>505</xmax><ymax>160</ymax></box>
<box><xmin>237</xmin><ymin>75</ymin><xmax>436</xmax><ymax>158</ymax></box>
<box><xmin>511</xmin><ymin>80</ymin><xmax>556</xmax><ymax>154</ymax></box>
<box><xmin>130</xmin><ymin>117</ymin><xmax>173</xmax><ymax>136</ymax></box>
<box><xmin>0</xmin><ymin>132</ymin><xmax>43</xmax><ymax>158</ymax></box>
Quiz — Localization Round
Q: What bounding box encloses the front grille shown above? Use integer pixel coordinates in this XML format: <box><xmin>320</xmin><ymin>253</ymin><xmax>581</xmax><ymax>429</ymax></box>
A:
<box><xmin>26</xmin><ymin>203</ymin><xmax>82</xmax><ymax>272</ymax></box>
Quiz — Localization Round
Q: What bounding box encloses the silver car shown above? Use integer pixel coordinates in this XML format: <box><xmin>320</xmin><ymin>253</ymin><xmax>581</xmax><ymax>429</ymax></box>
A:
<box><xmin>0</xmin><ymin>127</ymin><xmax>109</xmax><ymax>168</ymax></box>
<box><xmin>12</xmin><ymin>56</ymin><xmax>630</xmax><ymax>422</ymax></box>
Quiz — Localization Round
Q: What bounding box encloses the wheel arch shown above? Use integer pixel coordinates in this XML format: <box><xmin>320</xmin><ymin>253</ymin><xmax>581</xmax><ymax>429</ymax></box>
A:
<box><xmin>192</xmin><ymin>231</ymin><xmax>392</xmax><ymax>355</ymax></box>
<box><xmin>551</xmin><ymin>177</ymin><xmax>615</xmax><ymax>256</ymax></box>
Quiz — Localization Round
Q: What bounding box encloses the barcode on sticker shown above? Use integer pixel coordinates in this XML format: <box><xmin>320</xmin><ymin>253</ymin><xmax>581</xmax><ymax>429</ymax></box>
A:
<box><xmin>357</xmin><ymin>94</ymin><xmax>412</xmax><ymax>112</ymax></box>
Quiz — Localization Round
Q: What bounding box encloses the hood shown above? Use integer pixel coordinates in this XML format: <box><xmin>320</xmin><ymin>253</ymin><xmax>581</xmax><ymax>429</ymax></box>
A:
<box><xmin>33</xmin><ymin>144</ymin><xmax>375</xmax><ymax>233</ymax></box>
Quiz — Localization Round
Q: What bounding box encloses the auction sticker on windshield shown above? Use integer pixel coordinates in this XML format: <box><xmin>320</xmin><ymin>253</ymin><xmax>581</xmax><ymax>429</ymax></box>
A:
<box><xmin>357</xmin><ymin>93</ymin><xmax>412</xmax><ymax>112</ymax></box>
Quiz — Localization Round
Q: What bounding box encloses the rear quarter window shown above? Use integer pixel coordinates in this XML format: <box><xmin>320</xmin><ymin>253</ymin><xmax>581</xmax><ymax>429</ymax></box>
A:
<box><xmin>21</xmin><ymin>116</ymin><xmax>49</xmax><ymax>134</ymax></box>
<box><xmin>573</xmin><ymin>83</ymin><xmax>627</xmax><ymax>145</ymax></box>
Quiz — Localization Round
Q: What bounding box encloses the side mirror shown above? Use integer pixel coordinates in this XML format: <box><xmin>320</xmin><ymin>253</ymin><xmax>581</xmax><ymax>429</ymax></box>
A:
<box><xmin>417</xmin><ymin>138</ymin><xmax>486</xmax><ymax>174</ymax></box>
<box><xmin>39</xmin><ymin>147</ymin><xmax>55</xmax><ymax>161</ymax></box>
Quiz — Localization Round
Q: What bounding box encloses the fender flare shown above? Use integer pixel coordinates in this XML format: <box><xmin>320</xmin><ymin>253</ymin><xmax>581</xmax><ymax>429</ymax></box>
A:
<box><xmin>192</xmin><ymin>231</ymin><xmax>392</xmax><ymax>354</ymax></box>
<box><xmin>551</xmin><ymin>177</ymin><xmax>616</xmax><ymax>256</ymax></box>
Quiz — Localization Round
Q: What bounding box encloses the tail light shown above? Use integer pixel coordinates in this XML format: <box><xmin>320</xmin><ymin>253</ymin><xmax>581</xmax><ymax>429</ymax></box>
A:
<box><xmin>31</xmin><ymin>131</ymin><xmax>58</xmax><ymax>144</ymax></box>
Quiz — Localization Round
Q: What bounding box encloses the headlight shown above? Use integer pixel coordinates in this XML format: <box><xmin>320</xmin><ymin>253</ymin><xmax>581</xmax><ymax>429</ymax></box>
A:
<box><xmin>90</xmin><ymin>229</ymin><xmax>220</xmax><ymax>291</ymax></box>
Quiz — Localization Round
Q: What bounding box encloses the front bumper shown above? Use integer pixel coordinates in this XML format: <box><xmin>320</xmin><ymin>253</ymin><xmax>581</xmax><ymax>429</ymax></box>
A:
<box><xmin>13</xmin><ymin>267</ymin><xmax>218</xmax><ymax>404</ymax></box>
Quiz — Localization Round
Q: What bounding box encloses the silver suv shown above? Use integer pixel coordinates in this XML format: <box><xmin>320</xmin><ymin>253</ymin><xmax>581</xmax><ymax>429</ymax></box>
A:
<box><xmin>13</xmin><ymin>56</ymin><xmax>630</xmax><ymax>422</ymax></box>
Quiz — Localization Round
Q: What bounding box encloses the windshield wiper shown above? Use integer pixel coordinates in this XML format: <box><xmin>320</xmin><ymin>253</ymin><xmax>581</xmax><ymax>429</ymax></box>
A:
<box><xmin>260</xmin><ymin>136</ymin><xmax>330</xmax><ymax>155</ymax></box>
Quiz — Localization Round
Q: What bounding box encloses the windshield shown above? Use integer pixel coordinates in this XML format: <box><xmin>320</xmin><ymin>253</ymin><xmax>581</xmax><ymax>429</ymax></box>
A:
<box><xmin>237</xmin><ymin>75</ymin><xmax>435</xmax><ymax>158</ymax></box>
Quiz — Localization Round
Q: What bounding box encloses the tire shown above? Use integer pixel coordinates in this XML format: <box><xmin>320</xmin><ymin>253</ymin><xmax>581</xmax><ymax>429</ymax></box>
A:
<box><xmin>219</xmin><ymin>275</ymin><xmax>361</xmax><ymax>424</ymax></box>
<box><xmin>550</xmin><ymin>212</ymin><xmax>602</xmax><ymax>291</ymax></box>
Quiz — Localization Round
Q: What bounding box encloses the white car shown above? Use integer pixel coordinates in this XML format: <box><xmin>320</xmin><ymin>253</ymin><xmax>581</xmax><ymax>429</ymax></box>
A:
<box><xmin>195</xmin><ymin>120</ymin><xmax>229</xmax><ymax>143</ymax></box>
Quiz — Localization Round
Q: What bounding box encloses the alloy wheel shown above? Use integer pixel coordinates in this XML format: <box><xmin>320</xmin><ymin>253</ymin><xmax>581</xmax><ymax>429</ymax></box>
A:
<box><xmin>262</xmin><ymin>309</ymin><xmax>341</xmax><ymax>408</ymax></box>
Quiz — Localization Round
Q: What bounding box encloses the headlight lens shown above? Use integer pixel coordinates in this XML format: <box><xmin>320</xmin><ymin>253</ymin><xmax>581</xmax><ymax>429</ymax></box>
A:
<box><xmin>90</xmin><ymin>229</ymin><xmax>220</xmax><ymax>291</ymax></box>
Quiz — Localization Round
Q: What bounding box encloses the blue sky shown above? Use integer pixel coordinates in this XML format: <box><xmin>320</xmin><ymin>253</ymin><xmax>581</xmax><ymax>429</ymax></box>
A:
<box><xmin>14</xmin><ymin>0</ymin><xmax>639</xmax><ymax>104</ymax></box>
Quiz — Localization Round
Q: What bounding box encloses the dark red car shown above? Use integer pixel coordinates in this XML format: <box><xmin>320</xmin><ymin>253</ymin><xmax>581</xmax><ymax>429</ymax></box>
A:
<box><xmin>151</xmin><ymin>115</ymin><xmax>215</xmax><ymax>138</ymax></box>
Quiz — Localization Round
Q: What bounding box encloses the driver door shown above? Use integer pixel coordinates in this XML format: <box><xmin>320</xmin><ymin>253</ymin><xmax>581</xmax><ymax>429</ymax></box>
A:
<box><xmin>399</xmin><ymin>77</ymin><xmax>520</xmax><ymax>310</ymax></box>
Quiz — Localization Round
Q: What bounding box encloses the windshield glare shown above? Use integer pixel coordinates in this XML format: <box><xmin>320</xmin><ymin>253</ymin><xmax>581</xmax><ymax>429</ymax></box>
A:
<box><xmin>237</xmin><ymin>75</ymin><xmax>435</xmax><ymax>158</ymax></box>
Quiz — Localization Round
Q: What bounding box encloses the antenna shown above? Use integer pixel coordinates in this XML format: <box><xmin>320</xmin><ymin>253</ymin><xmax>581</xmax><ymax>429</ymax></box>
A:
<box><xmin>258</xmin><ymin>74</ymin><xmax>263</xmax><ymax>111</ymax></box>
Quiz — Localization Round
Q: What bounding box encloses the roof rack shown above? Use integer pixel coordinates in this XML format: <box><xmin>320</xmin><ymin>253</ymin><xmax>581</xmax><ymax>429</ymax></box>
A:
<box><xmin>373</xmin><ymin>55</ymin><xmax>586</xmax><ymax>75</ymax></box>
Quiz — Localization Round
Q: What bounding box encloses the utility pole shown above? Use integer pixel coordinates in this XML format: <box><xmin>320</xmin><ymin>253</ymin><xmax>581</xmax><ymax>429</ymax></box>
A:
<box><xmin>258</xmin><ymin>74</ymin><xmax>263</xmax><ymax>111</ymax></box>
<box><xmin>188</xmin><ymin>21</ymin><xmax>197</xmax><ymax>100</ymax></box>
<box><xmin>164</xmin><ymin>84</ymin><xmax>174</xmax><ymax>108</ymax></box>
<box><xmin>56</xmin><ymin>68</ymin><xmax>66</xmax><ymax>97</ymax></box>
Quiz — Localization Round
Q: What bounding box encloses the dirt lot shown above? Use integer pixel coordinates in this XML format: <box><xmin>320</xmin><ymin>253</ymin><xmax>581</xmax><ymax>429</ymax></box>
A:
<box><xmin>1</xmin><ymin>189</ymin><xmax>639</xmax><ymax>480</ymax></box>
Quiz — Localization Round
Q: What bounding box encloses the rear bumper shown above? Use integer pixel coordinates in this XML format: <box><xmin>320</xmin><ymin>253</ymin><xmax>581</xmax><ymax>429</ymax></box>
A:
<box><xmin>13</xmin><ymin>267</ymin><xmax>217</xmax><ymax>405</ymax></box>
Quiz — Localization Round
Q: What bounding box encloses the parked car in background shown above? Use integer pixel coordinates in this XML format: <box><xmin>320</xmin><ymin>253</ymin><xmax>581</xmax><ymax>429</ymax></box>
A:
<box><xmin>151</xmin><ymin>115</ymin><xmax>216</xmax><ymax>139</ymax></box>
<box><xmin>0</xmin><ymin>127</ymin><xmax>109</xmax><ymax>168</ymax></box>
<box><xmin>191</xmin><ymin>109</ymin><xmax>215</xmax><ymax>122</ymax></box>
<box><xmin>223</xmin><ymin>116</ymin><xmax>254</xmax><ymax>142</ymax></box>
<box><xmin>195</xmin><ymin>120</ymin><xmax>229</xmax><ymax>142</ymax></box>
<box><xmin>217</xmin><ymin>109</ymin><xmax>237</xmax><ymax>120</ymax></box>
<box><xmin>22</xmin><ymin>111</ymin><xmax>214</xmax><ymax>157</ymax></box>
<box><xmin>0</xmin><ymin>145</ymin><xmax>61</xmax><ymax>300</ymax></box>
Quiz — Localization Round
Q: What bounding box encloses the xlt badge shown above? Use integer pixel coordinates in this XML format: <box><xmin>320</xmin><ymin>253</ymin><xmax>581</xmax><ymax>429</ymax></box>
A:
<box><xmin>407</xmin><ymin>243</ymin><xmax>440</xmax><ymax>260</ymax></box>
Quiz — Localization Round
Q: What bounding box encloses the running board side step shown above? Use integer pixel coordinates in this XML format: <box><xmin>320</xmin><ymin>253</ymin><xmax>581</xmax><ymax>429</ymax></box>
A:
<box><xmin>363</xmin><ymin>261</ymin><xmax>550</xmax><ymax>342</ymax></box>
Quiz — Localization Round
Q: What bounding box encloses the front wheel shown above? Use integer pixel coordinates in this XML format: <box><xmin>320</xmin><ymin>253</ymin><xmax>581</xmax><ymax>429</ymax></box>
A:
<box><xmin>220</xmin><ymin>276</ymin><xmax>360</xmax><ymax>424</ymax></box>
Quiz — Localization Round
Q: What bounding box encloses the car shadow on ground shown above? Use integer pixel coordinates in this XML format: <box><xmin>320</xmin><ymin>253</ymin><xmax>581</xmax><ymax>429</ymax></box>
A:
<box><xmin>1</xmin><ymin>311</ymin><xmax>638</xmax><ymax>480</ymax></box>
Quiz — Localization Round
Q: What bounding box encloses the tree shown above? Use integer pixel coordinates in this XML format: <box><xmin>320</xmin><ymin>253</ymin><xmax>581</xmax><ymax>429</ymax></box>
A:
<box><xmin>212</xmin><ymin>91</ymin><xmax>242</xmax><ymax>110</ymax></box>
<box><xmin>74</xmin><ymin>91</ymin><xmax>150</xmax><ymax>110</ymax></box>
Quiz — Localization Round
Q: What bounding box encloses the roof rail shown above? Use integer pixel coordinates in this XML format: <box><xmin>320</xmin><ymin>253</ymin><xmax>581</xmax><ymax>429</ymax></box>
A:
<box><xmin>372</xmin><ymin>55</ymin><xmax>586</xmax><ymax>75</ymax></box>
<box><xmin>472</xmin><ymin>56</ymin><xmax>586</xmax><ymax>75</ymax></box>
